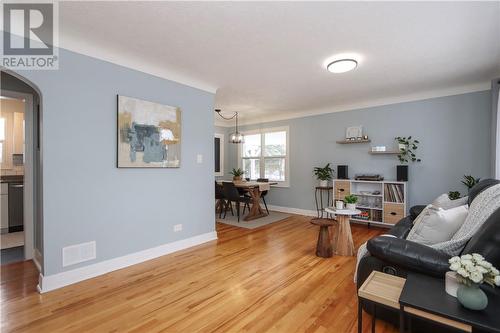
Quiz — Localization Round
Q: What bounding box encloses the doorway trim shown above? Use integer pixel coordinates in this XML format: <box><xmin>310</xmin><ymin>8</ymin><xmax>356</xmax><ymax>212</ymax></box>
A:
<box><xmin>1</xmin><ymin>89</ymin><xmax>35</xmax><ymax>265</ymax></box>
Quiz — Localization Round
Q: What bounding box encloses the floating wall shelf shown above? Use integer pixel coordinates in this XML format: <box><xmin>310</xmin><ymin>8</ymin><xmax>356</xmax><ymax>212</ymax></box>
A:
<box><xmin>336</xmin><ymin>139</ymin><xmax>371</xmax><ymax>144</ymax></box>
<box><xmin>369</xmin><ymin>150</ymin><xmax>400</xmax><ymax>155</ymax></box>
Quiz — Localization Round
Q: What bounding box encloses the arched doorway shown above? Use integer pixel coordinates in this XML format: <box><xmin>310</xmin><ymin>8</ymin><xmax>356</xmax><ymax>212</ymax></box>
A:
<box><xmin>1</xmin><ymin>70</ymin><xmax>43</xmax><ymax>273</ymax></box>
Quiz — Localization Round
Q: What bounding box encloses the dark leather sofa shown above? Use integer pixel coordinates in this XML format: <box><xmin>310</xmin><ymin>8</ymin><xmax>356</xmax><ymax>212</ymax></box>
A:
<box><xmin>357</xmin><ymin>179</ymin><xmax>500</xmax><ymax>333</ymax></box>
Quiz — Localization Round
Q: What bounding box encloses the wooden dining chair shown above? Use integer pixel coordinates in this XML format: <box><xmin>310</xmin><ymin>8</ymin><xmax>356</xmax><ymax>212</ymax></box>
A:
<box><xmin>222</xmin><ymin>182</ymin><xmax>251</xmax><ymax>222</ymax></box>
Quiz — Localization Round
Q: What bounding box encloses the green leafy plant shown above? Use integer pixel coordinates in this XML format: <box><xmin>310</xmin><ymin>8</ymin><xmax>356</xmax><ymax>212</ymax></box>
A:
<box><xmin>313</xmin><ymin>163</ymin><xmax>334</xmax><ymax>181</ymax></box>
<box><xmin>462</xmin><ymin>175</ymin><xmax>481</xmax><ymax>190</ymax></box>
<box><xmin>395</xmin><ymin>136</ymin><xmax>421</xmax><ymax>164</ymax></box>
<box><xmin>448</xmin><ymin>191</ymin><xmax>462</xmax><ymax>200</ymax></box>
<box><xmin>230</xmin><ymin>168</ymin><xmax>244</xmax><ymax>177</ymax></box>
<box><xmin>344</xmin><ymin>194</ymin><xmax>358</xmax><ymax>204</ymax></box>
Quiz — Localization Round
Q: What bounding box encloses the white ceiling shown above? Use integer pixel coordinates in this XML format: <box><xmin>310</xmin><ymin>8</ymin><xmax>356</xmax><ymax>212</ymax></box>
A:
<box><xmin>59</xmin><ymin>2</ymin><xmax>500</xmax><ymax>126</ymax></box>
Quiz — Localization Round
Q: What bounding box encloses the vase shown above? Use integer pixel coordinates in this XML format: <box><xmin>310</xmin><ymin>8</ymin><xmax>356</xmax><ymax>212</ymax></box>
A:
<box><xmin>456</xmin><ymin>283</ymin><xmax>488</xmax><ymax>311</ymax></box>
<box><xmin>319</xmin><ymin>180</ymin><xmax>328</xmax><ymax>187</ymax></box>
<box><xmin>233</xmin><ymin>176</ymin><xmax>242</xmax><ymax>182</ymax></box>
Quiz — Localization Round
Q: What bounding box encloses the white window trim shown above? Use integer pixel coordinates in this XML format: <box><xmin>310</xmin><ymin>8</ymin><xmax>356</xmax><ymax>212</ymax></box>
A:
<box><xmin>214</xmin><ymin>133</ymin><xmax>224</xmax><ymax>177</ymax></box>
<box><xmin>238</xmin><ymin>126</ymin><xmax>290</xmax><ymax>188</ymax></box>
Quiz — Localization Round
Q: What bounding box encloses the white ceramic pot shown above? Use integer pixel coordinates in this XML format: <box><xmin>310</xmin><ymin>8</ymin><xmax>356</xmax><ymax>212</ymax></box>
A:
<box><xmin>336</xmin><ymin>201</ymin><xmax>344</xmax><ymax>210</ymax></box>
<box><xmin>319</xmin><ymin>180</ymin><xmax>328</xmax><ymax>187</ymax></box>
<box><xmin>346</xmin><ymin>203</ymin><xmax>357</xmax><ymax>211</ymax></box>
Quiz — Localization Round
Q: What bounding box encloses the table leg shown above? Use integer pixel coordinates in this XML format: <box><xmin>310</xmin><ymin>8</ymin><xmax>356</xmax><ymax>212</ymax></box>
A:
<box><xmin>399</xmin><ymin>306</ymin><xmax>405</xmax><ymax>333</ymax></box>
<box><xmin>244</xmin><ymin>188</ymin><xmax>267</xmax><ymax>221</ymax></box>
<box><xmin>334</xmin><ymin>215</ymin><xmax>355</xmax><ymax>256</ymax></box>
<box><xmin>372</xmin><ymin>303</ymin><xmax>376</xmax><ymax>333</ymax></box>
<box><xmin>316</xmin><ymin>225</ymin><xmax>333</xmax><ymax>257</ymax></box>
<box><xmin>319</xmin><ymin>190</ymin><xmax>324</xmax><ymax>218</ymax></box>
<box><xmin>358</xmin><ymin>299</ymin><xmax>363</xmax><ymax>333</ymax></box>
<box><xmin>315</xmin><ymin>189</ymin><xmax>320</xmax><ymax>218</ymax></box>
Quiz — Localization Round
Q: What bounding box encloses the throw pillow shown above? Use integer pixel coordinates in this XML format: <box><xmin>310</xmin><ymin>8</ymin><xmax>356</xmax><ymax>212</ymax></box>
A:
<box><xmin>406</xmin><ymin>205</ymin><xmax>468</xmax><ymax>246</ymax></box>
<box><xmin>412</xmin><ymin>204</ymin><xmax>435</xmax><ymax>225</ymax></box>
<box><xmin>432</xmin><ymin>194</ymin><xmax>468</xmax><ymax>210</ymax></box>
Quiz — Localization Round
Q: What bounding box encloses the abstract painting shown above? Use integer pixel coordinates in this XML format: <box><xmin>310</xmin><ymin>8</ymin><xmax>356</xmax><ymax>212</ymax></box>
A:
<box><xmin>117</xmin><ymin>95</ymin><xmax>181</xmax><ymax>168</ymax></box>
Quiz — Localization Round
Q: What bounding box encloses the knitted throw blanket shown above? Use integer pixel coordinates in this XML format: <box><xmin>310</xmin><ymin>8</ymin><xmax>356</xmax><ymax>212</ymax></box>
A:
<box><xmin>354</xmin><ymin>184</ymin><xmax>500</xmax><ymax>283</ymax></box>
<box><xmin>430</xmin><ymin>183</ymin><xmax>500</xmax><ymax>256</ymax></box>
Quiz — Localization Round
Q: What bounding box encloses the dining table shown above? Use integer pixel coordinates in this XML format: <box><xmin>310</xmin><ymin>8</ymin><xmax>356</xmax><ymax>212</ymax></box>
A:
<box><xmin>217</xmin><ymin>180</ymin><xmax>277</xmax><ymax>221</ymax></box>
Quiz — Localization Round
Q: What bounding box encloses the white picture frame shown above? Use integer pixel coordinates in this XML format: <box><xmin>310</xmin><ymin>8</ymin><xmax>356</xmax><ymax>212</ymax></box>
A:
<box><xmin>346</xmin><ymin>126</ymin><xmax>363</xmax><ymax>139</ymax></box>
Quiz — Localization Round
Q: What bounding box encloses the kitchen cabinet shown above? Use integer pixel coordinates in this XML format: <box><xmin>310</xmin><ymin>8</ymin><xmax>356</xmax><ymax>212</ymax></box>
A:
<box><xmin>8</xmin><ymin>182</ymin><xmax>24</xmax><ymax>232</ymax></box>
<box><xmin>0</xmin><ymin>183</ymin><xmax>8</xmax><ymax>231</ymax></box>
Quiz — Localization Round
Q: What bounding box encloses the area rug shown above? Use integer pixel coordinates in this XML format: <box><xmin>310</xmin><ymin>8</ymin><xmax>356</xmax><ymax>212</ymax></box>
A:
<box><xmin>216</xmin><ymin>211</ymin><xmax>291</xmax><ymax>229</ymax></box>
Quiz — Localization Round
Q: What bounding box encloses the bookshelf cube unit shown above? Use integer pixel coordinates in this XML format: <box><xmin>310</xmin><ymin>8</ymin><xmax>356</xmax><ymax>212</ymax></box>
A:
<box><xmin>332</xmin><ymin>179</ymin><xmax>407</xmax><ymax>227</ymax></box>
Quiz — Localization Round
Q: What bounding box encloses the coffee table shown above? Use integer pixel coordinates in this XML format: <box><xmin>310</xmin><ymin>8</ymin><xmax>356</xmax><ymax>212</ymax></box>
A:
<box><xmin>325</xmin><ymin>207</ymin><xmax>360</xmax><ymax>256</ymax></box>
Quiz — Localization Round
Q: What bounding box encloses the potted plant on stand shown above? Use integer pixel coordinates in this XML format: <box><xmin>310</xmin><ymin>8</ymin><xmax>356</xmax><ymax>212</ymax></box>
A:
<box><xmin>230</xmin><ymin>168</ymin><xmax>244</xmax><ymax>182</ymax></box>
<box><xmin>313</xmin><ymin>163</ymin><xmax>334</xmax><ymax>187</ymax></box>
<box><xmin>395</xmin><ymin>136</ymin><xmax>421</xmax><ymax>181</ymax></box>
<box><xmin>449</xmin><ymin>254</ymin><xmax>500</xmax><ymax>310</ymax></box>
<box><xmin>344</xmin><ymin>194</ymin><xmax>358</xmax><ymax>211</ymax></box>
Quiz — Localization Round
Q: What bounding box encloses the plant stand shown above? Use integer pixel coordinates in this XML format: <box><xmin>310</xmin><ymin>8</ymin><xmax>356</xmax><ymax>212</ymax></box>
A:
<box><xmin>314</xmin><ymin>186</ymin><xmax>333</xmax><ymax>219</ymax></box>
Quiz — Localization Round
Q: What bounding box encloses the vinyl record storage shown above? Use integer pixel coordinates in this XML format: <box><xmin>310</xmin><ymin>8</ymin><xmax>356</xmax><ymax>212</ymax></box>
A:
<box><xmin>332</xmin><ymin>179</ymin><xmax>407</xmax><ymax>227</ymax></box>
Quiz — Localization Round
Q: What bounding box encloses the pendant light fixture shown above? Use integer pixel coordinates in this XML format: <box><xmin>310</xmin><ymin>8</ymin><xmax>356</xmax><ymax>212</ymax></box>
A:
<box><xmin>215</xmin><ymin>109</ymin><xmax>245</xmax><ymax>144</ymax></box>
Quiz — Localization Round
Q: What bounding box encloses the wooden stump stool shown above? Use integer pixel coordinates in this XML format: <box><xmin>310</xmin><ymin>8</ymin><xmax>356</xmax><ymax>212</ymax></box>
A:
<box><xmin>310</xmin><ymin>219</ymin><xmax>335</xmax><ymax>258</ymax></box>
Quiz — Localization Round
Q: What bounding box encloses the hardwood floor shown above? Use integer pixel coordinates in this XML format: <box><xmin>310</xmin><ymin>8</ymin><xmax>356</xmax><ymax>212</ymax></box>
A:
<box><xmin>1</xmin><ymin>215</ymin><xmax>398</xmax><ymax>333</ymax></box>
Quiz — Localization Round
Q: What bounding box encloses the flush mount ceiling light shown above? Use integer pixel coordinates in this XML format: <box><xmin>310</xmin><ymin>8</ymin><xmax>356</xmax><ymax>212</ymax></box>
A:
<box><xmin>326</xmin><ymin>59</ymin><xmax>358</xmax><ymax>73</ymax></box>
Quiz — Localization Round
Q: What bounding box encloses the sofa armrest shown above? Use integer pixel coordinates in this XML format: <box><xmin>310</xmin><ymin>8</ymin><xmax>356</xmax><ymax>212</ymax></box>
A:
<box><xmin>367</xmin><ymin>236</ymin><xmax>450</xmax><ymax>277</ymax></box>
<box><xmin>409</xmin><ymin>205</ymin><xmax>426</xmax><ymax>221</ymax></box>
<box><xmin>387</xmin><ymin>216</ymin><xmax>413</xmax><ymax>239</ymax></box>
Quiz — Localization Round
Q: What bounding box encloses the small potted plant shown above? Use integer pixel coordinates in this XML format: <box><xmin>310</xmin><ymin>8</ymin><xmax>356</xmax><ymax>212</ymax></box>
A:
<box><xmin>313</xmin><ymin>163</ymin><xmax>334</xmax><ymax>187</ymax></box>
<box><xmin>230</xmin><ymin>168</ymin><xmax>244</xmax><ymax>182</ymax></box>
<box><xmin>462</xmin><ymin>175</ymin><xmax>481</xmax><ymax>193</ymax></box>
<box><xmin>395</xmin><ymin>136</ymin><xmax>421</xmax><ymax>181</ymax></box>
<box><xmin>448</xmin><ymin>191</ymin><xmax>462</xmax><ymax>200</ymax></box>
<box><xmin>449</xmin><ymin>254</ymin><xmax>500</xmax><ymax>311</ymax></box>
<box><xmin>344</xmin><ymin>194</ymin><xmax>358</xmax><ymax>210</ymax></box>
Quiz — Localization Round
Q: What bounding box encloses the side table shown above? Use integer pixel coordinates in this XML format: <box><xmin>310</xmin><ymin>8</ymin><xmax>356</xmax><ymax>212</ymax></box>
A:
<box><xmin>325</xmin><ymin>207</ymin><xmax>360</xmax><ymax>256</ymax></box>
<box><xmin>310</xmin><ymin>219</ymin><xmax>335</xmax><ymax>258</ymax></box>
<box><xmin>358</xmin><ymin>271</ymin><xmax>406</xmax><ymax>333</ymax></box>
<box><xmin>358</xmin><ymin>271</ymin><xmax>500</xmax><ymax>333</ymax></box>
<box><xmin>400</xmin><ymin>273</ymin><xmax>500</xmax><ymax>333</ymax></box>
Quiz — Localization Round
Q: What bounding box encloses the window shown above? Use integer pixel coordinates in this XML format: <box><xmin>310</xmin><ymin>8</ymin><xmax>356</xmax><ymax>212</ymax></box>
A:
<box><xmin>239</xmin><ymin>126</ymin><xmax>289</xmax><ymax>186</ymax></box>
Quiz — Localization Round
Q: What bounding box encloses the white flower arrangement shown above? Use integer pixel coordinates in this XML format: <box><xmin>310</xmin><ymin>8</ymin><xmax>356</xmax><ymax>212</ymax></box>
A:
<box><xmin>449</xmin><ymin>253</ymin><xmax>500</xmax><ymax>287</ymax></box>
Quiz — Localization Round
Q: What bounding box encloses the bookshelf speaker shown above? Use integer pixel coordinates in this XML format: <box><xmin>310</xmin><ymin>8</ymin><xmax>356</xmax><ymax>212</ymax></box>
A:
<box><xmin>397</xmin><ymin>165</ymin><xmax>408</xmax><ymax>181</ymax></box>
<box><xmin>338</xmin><ymin>165</ymin><xmax>348</xmax><ymax>179</ymax></box>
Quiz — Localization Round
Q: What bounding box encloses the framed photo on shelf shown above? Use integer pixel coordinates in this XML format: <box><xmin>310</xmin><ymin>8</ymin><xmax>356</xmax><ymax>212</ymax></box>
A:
<box><xmin>346</xmin><ymin>126</ymin><xmax>363</xmax><ymax>140</ymax></box>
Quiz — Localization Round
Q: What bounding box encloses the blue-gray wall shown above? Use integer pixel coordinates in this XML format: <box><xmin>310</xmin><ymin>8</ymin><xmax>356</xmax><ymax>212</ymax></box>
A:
<box><xmin>224</xmin><ymin>91</ymin><xmax>492</xmax><ymax>210</ymax></box>
<box><xmin>7</xmin><ymin>47</ymin><xmax>215</xmax><ymax>275</ymax></box>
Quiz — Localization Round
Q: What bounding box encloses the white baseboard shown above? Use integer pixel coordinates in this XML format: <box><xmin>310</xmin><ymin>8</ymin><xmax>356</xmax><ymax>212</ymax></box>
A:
<box><xmin>38</xmin><ymin>231</ymin><xmax>217</xmax><ymax>293</ymax></box>
<box><xmin>267</xmin><ymin>204</ymin><xmax>317</xmax><ymax>217</ymax></box>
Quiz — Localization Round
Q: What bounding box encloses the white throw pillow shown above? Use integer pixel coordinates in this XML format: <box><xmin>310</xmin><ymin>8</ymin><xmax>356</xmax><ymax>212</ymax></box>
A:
<box><xmin>407</xmin><ymin>205</ymin><xmax>468</xmax><ymax>246</ymax></box>
<box><xmin>432</xmin><ymin>194</ymin><xmax>468</xmax><ymax>210</ymax></box>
